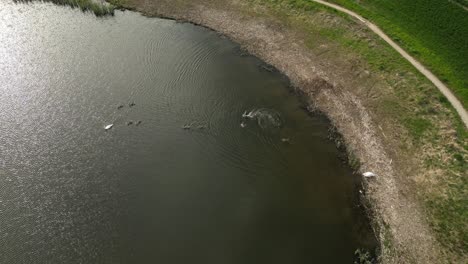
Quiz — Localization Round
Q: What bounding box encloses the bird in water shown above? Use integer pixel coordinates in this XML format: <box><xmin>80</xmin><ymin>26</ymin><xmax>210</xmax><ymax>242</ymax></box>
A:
<box><xmin>136</xmin><ymin>121</ymin><xmax>142</xmax><ymax>126</ymax></box>
<box><xmin>117</xmin><ymin>105</ymin><xmax>124</xmax><ymax>110</ymax></box>
<box><xmin>129</xmin><ymin>102</ymin><xmax>136</xmax><ymax>107</ymax></box>
<box><xmin>242</xmin><ymin>110</ymin><xmax>255</xmax><ymax>119</ymax></box>
<box><xmin>240</xmin><ymin>122</ymin><xmax>247</xmax><ymax>128</ymax></box>
<box><xmin>104</xmin><ymin>124</ymin><xmax>113</xmax><ymax>131</ymax></box>
<box><xmin>127</xmin><ymin>121</ymin><xmax>134</xmax><ymax>126</ymax></box>
<box><xmin>281</xmin><ymin>138</ymin><xmax>290</xmax><ymax>143</ymax></box>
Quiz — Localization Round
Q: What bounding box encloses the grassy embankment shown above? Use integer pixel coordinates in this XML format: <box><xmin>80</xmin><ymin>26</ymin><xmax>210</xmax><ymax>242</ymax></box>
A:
<box><xmin>327</xmin><ymin>0</ymin><xmax>468</xmax><ymax>108</ymax></box>
<box><xmin>325</xmin><ymin>0</ymin><xmax>468</xmax><ymax>257</ymax></box>
<box><xmin>15</xmin><ymin>0</ymin><xmax>116</xmax><ymax>16</ymax></box>
<box><xmin>248</xmin><ymin>0</ymin><xmax>467</xmax><ymax>260</ymax></box>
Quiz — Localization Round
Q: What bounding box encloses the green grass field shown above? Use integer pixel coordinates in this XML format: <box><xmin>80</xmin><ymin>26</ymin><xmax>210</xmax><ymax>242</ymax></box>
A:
<box><xmin>327</xmin><ymin>0</ymin><xmax>468</xmax><ymax>108</ymax></box>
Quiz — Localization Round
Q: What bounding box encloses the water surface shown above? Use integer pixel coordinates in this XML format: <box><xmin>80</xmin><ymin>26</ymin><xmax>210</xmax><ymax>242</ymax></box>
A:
<box><xmin>0</xmin><ymin>2</ymin><xmax>375</xmax><ymax>263</ymax></box>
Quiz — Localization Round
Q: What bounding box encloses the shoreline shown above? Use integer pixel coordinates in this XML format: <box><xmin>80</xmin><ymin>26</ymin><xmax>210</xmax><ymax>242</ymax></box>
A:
<box><xmin>24</xmin><ymin>0</ymin><xmax>466</xmax><ymax>262</ymax></box>
<box><xmin>112</xmin><ymin>3</ymin><xmax>436</xmax><ymax>262</ymax></box>
<box><xmin>111</xmin><ymin>2</ymin><xmax>465</xmax><ymax>262</ymax></box>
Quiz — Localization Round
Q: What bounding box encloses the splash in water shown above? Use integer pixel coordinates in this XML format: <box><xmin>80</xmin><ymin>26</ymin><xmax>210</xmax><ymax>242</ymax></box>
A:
<box><xmin>242</xmin><ymin>108</ymin><xmax>283</xmax><ymax>129</ymax></box>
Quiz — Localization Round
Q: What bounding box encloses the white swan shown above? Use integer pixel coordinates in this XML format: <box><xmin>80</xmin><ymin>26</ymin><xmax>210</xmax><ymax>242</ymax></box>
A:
<box><xmin>363</xmin><ymin>172</ymin><xmax>377</xmax><ymax>178</ymax></box>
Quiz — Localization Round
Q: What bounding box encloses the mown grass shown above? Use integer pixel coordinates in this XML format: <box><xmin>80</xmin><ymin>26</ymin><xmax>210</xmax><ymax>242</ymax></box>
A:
<box><xmin>327</xmin><ymin>0</ymin><xmax>468</xmax><ymax>108</ymax></box>
<box><xmin>247</xmin><ymin>0</ymin><xmax>467</xmax><ymax>259</ymax></box>
<box><xmin>15</xmin><ymin>0</ymin><xmax>116</xmax><ymax>16</ymax></box>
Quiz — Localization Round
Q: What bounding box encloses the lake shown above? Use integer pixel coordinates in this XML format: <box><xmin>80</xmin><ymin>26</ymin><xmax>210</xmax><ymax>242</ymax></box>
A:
<box><xmin>0</xmin><ymin>2</ymin><xmax>376</xmax><ymax>263</ymax></box>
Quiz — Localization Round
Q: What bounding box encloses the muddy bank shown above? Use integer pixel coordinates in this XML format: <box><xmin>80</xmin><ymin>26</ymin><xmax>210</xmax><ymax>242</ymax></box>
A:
<box><xmin>110</xmin><ymin>1</ymin><xmax>445</xmax><ymax>263</ymax></box>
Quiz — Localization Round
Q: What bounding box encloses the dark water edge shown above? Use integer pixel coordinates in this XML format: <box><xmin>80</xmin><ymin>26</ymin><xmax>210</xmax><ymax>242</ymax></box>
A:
<box><xmin>236</xmin><ymin>44</ymin><xmax>380</xmax><ymax>261</ymax></box>
<box><xmin>1</xmin><ymin>2</ymin><xmax>378</xmax><ymax>263</ymax></box>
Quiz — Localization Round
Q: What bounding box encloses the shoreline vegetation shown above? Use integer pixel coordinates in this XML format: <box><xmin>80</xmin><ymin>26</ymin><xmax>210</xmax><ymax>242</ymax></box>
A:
<box><xmin>21</xmin><ymin>0</ymin><xmax>467</xmax><ymax>263</ymax></box>
<box><xmin>14</xmin><ymin>0</ymin><xmax>116</xmax><ymax>16</ymax></box>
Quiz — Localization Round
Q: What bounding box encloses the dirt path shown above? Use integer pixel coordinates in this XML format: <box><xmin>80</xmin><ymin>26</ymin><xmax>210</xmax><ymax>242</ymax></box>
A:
<box><xmin>313</xmin><ymin>0</ymin><xmax>468</xmax><ymax>128</ymax></box>
<box><xmin>449</xmin><ymin>0</ymin><xmax>468</xmax><ymax>11</ymax></box>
